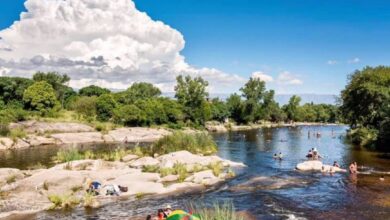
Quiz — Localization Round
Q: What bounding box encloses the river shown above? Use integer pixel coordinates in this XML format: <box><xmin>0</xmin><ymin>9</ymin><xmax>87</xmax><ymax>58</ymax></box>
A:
<box><xmin>4</xmin><ymin>125</ymin><xmax>390</xmax><ymax>220</ymax></box>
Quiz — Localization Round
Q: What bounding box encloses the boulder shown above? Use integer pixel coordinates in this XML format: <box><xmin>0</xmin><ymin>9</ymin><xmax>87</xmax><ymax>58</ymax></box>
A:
<box><xmin>158</xmin><ymin>151</ymin><xmax>221</xmax><ymax>168</ymax></box>
<box><xmin>0</xmin><ymin>138</ymin><xmax>14</xmax><ymax>150</ymax></box>
<box><xmin>160</xmin><ymin>175</ymin><xmax>179</xmax><ymax>182</ymax></box>
<box><xmin>205</xmin><ymin>124</ymin><xmax>228</xmax><ymax>132</ymax></box>
<box><xmin>164</xmin><ymin>182</ymin><xmax>204</xmax><ymax>194</ymax></box>
<box><xmin>129</xmin><ymin>157</ymin><xmax>159</xmax><ymax>168</ymax></box>
<box><xmin>50</xmin><ymin>132</ymin><xmax>104</xmax><ymax>144</ymax></box>
<box><xmin>296</xmin><ymin>160</ymin><xmax>346</xmax><ymax>173</ymax></box>
<box><xmin>107</xmin><ymin>127</ymin><xmax>171</xmax><ymax>143</ymax></box>
<box><xmin>185</xmin><ymin>170</ymin><xmax>220</xmax><ymax>185</ymax></box>
<box><xmin>26</xmin><ymin>135</ymin><xmax>57</xmax><ymax>146</ymax></box>
<box><xmin>122</xmin><ymin>154</ymin><xmax>139</xmax><ymax>162</ymax></box>
<box><xmin>12</xmin><ymin>139</ymin><xmax>30</xmax><ymax>149</ymax></box>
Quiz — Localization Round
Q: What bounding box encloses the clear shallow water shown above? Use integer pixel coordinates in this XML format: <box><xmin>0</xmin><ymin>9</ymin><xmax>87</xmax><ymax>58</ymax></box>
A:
<box><xmin>4</xmin><ymin>125</ymin><xmax>390</xmax><ymax>220</ymax></box>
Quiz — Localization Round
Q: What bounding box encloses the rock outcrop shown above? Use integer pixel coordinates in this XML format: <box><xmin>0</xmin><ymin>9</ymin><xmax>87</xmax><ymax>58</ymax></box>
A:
<box><xmin>296</xmin><ymin>160</ymin><xmax>346</xmax><ymax>173</ymax></box>
<box><xmin>0</xmin><ymin>151</ymin><xmax>246</xmax><ymax>218</ymax></box>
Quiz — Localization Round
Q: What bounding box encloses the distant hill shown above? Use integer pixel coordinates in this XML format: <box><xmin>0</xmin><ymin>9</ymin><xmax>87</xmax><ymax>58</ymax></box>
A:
<box><xmin>162</xmin><ymin>93</ymin><xmax>338</xmax><ymax>105</ymax></box>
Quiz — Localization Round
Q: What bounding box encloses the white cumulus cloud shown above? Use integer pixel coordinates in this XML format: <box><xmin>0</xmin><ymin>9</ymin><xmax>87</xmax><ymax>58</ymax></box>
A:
<box><xmin>327</xmin><ymin>60</ymin><xmax>338</xmax><ymax>65</ymax></box>
<box><xmin>276</xmin><ymin>71</ymin><xmax>303</xmax><ymax>85</ymax></box>
<box><xmin>251</xmin><ymin>71</ymin><xmax>273</xmax><ymax>82</ymax></box>
<box><xmin>0</xmin><ymin>0</ymin><xmax>245</xmax><ymax>92</ymax></box>
<box><xmin>348</xmin><ymin>57</ymin><xmax>360</xmax><ymax>64</ymax></box>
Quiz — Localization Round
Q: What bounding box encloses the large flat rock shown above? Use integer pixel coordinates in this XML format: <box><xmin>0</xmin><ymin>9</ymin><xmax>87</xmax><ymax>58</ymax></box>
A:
<box><xmin>50</xmin><ymin>132</ymin><xmax>104</xmax><ymax>144</ymax></box>
<box><xmin>10</xmin><ymin>121</ymin><xmax>94</xmax><ymax>134</ymax></box>
<box><xmin>107</xmin><ymin>127</ymin><xmax>171</xmax><ymax>143</ymax></box>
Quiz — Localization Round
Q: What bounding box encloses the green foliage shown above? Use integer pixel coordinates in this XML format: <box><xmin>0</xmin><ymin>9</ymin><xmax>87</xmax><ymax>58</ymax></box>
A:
<box><xmin>54</xmin><ymin>148</ymin><xmax>129</xmax><ymax>163</ymax></box>
<box><xmin>48</xmin><ymin>194</ymin><xmax>80</xmax><ymax>210</ymax></box>
<box><xmin>175</xmin><ymin>75</ymin><xmax>210</xmax><ymax>126</ymax></box>
<box><xmin>33</xmin><ymin>72</ymin><xmax>73</xmax><ymax>108</ymax></box>
<box><xmin>9</xmin><ymin>128</ymin><xmax>27</xmax><ymax>141</ymax></box>
<box><xmin>159</xmin><ymin>167</ymin><xmax>174</xmax><ymax>177</ymax></box>
<box><xmin>340</xmin><ymin>66</ymin><xmax>390</xmax><ymax>149</ymax></box>
<box><xmin>283</xmin><ymin>95</ymin><xmax>302</xmax><ymax>122</ymax></box>
<box><xmin>54</xmin><ymin>148</ymin><xmax>84</xmax><ymax>163</ymax></box>
<box><xmin>149</xmin><ymin>132</ymin><xmax>217</xmax><ymax>155</ymax></box>
<box><xmin>79</xmin><ymin>85</ymin><xmax>111</xmax><ymax>97</ymax></box>
<box><xmin>6</xmin><ymin>174</ymin><xmax>17</xmax><ymax>184</ymax></box>
<box><xmin>23</xmin><ymin>81</ymin><xmax>59</xmax><ymax>116</ymax></box>
<box><xmin>349</xmin><ymin>127</ymin><xmax>378</xmax><ymax>149</ymax></box>
<box><xmin>116</xmin><ymin>82</ymin><xmax>161</xmax><ymax>104</ymax></box>
<box><xmin>142</xmin><ymin>165</ymin><xmax>160</xmax><ymax>173</ymax></box>
<box><xmin>96</xmin><ymin>94</ymin><xmax>117</xmax><ymax>121</ymax></box>
<box><xmin>68</xmin><ymin>96</ymin><xmax>97</xmax><ymax>121</ymax></box>
<box><xmin>0</xmin><ymin>124</ymin><xmax>10</xmax><ymax>137</ymax></box>
<box><xmin>113</xmin><ymin>104</ymin><xmax>146</xmax><ymax>126</ymax></box>
<box><xmin>0</xmin><ymin>76</ymin><xmax>34</xmax><ymax>106</ymax></box>
<box><xmin>208</xmin><ymin>161</ymin><xmax>224</xmax><ymax>176</ymax></box>
<box><xmin>173</xmin><ymin>163</ymin><xmax>188</xmax><ymax>182</ymax></box>
<box><xmin>210</xmin><ymin>98</ymin><xmax>230</xmax><ymax>122</ymax></box>
<box><xmin>188</xmin><ymin>201</ymin><xmax>243</xmax><ymax>220</ymax></box>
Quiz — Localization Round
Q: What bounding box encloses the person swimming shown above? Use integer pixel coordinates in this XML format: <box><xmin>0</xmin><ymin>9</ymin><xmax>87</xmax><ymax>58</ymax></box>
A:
<box><xmin>349</xmin><ymin>162</ymin><xmax>358</xmax><ymax>174</ymax></box>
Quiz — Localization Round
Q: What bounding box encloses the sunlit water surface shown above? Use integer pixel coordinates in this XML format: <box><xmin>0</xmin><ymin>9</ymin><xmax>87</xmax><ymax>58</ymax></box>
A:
<box><xmin>4</xmin><ymin>125</ymin><xmax>390</xmax><ymax>220</ymax></box>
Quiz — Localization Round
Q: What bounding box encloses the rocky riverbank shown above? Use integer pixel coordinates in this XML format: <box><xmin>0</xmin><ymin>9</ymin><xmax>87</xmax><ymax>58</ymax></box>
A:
<box><xmin>0</xmin><ymin>150</ymin><xmax>246</xmax><ymax>219</ymax></box>
<box><xmin>0</xmin><ymin>121</ymin><xmax>172</xmax><ymax>150</ymax></box>
<box><xmin>205</xmin><ymin>121</ymin><xmax>342</xmax><ymax>132</ymax></box>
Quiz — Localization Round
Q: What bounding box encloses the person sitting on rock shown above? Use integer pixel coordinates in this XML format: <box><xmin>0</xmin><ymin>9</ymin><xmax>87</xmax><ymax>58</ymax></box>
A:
<box><xmin>87</xmin><ymin>180</ymin><xmax>101</xmax><ymax>196</ymax></box>
<box><xmin>333</xmin><ymin>161</ymin><xmax>340</xmax><ymax>168</ymax></box>
<box><xmin>164</xmin><ymin>204</ymin><xmax>173</xmax><ymax>217</ymax></box>
<box><xmin>306</xmin><ymin>150</ymin><xmax>313</xmax><ymax>158</ymax></box>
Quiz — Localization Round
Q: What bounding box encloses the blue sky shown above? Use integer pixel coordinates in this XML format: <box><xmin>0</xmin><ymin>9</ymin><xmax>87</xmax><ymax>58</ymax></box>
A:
<box><xmin>1</xmin><ymin>0</ymin><xmax>389</xmax><ymax>94</ymax></box>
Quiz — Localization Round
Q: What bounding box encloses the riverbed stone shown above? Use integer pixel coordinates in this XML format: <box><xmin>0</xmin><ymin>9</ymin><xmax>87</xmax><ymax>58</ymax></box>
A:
<box><xmin>122</xmin><ymin>154</ymin><xmax>139</xmax><ymax>162</ymax></box>
<box><xmin>0</xmin><ymin>138</ymin><xmax>14</xmax><ymax>150</ymax></box>
<box><xmin>107</xmin><ymin>127</ymin><xmax>171</xmax><ymax>143</ymax></box>
<box><xmin>185</xmin><ymin>170</ymin><xmax>219</xmax><ymax>185</ymax></box>
<box><xmin>25</xmin><ymin>135</ymin><xmax>57</xmax><ymax>146</ymax></box>
<box><xmin>129</xmin><ymin>157</ymin><xmax>159</xmax><ymax>168</ymax></box>
<box><xmin>50</xmin><ymin>132</ymin><xmax>104</xmax><ymax>144</ymax></box>
<box><xmin>296</xmin><ymin>160</ymin><xmax>346</xmax><ymax>172</ymax></box>
<box><xmin>160</xmin><ymin>175</ymin><xmax>179</xmax><ymax>182</ymax></box>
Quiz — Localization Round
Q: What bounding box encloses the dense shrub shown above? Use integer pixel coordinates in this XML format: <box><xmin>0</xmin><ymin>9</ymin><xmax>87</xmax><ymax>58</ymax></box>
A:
<box><xmin>96</xmin><ymin>94</ymin><xmax>117</xmax><ymax>121</ymax></box>
<box><xmin>23</xmin><ymin>81</ymin><xmax>59</xmax><ymax>116</ymax></box>
<box><xmin>113</xmin><ymin>104</ymin><xmax>146</xmax><ymax>126</ymax></box>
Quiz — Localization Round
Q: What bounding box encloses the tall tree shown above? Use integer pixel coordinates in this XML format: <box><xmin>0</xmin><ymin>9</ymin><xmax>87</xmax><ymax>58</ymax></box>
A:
<box><xmin>283</xmin><ymin>95</ymin><xmax>302</xmax><ymax>122</ymax></box>
<box><xmin>23</xmin><ymin>81</ymin><xmax>58</xmax><ymax>115</ymax></box>
<box><xmin>79</xmin><ymin>85</ymin><xmax>111</xmax><ymax>97</ymax></box>
<box><xmin>33</xmin><ymin>72</ymin><xmax>73</xmax><ymax>108</ymax></box>
<box><xmin>175</xmin><ymin>75</ymin><xmax>210</xmax><ymax>125</ymax></box>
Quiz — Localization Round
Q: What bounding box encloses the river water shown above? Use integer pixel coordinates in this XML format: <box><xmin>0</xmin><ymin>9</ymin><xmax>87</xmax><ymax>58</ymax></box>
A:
<box><xmin>4</xmin><ymin>125</ymin><xmax>390</xmax><ymax>220</ymax></box>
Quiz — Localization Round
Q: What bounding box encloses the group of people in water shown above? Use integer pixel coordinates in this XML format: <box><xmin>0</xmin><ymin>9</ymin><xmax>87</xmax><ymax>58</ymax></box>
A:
<box><xmin>306</xmin><ymin>147</ymin><xmax>322</xmax><ymax>160</ymax></box>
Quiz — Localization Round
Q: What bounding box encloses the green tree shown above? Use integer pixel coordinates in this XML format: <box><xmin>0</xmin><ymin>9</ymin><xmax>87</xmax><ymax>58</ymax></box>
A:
<box><xmin>69</xmin><ymin>96</ymin><xmax>97</xmax><ymax>121</ymax></box>
<box><xmin>96</xmin><ymin>94</ymin><xmax>117</xmax><ymax>121</ymax></box>
<box><xmin>117</xmin><ymin>82</ymin><xmax>161</xmax><ymax>104</ymax></box>
<box><xmin>283</xmin><ymin>95</ymin><xmax>302</xmax><ymax>122</ymax></box>
<box><xmin>23</xmin><ymin>81</ymin><xmax>58</xmax><ymax>115</ymax></box>
<box><xmin>79</xmin><ymin>85</ymin><xmax>111</xmax><ymax>97</ymax></box>
<box><xmin>32</xmin><ymin>72</ymin><xmax>73</xmax><ymax>108</ymax></box>
<box><xmin>210</xmin><ymin>98</ymin><xmax>230</xmax><ymax>122</ymax></box>
<box><xmin>174</xmin><ymin>75</ymin><xmax>210</xmax><ymax>125</ymax></box>
<box><xmin>0</xmin><ymin>77</ymin><xmax>34</xmax><ymax>106</ymax></box>
<box><xmin>113</xmin><ymin>104</ymin><xmax>146</xmax><ymax>126</ymax></box>
<box><xmin>226</xmin><ymin>93</ymin><xmax>244</xmax><ymax>124</ymax></box>
<box><xmin>340</xmin><ymin>66</ymin><xmax>390</xmax><ymax>149</ymax></box>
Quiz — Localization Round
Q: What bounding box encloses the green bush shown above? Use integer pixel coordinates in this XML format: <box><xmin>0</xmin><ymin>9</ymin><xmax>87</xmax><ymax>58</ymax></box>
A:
<box><xmin>54</xmin><ymin>148</ymin><xmax>84</xmax><ymax>163</ymax></box>
<box><xmin>0</xmin><ymin>124</ymin><xmax>10</xmax><ymax>137</ymax></box>
<box><xmin>23</xmin><ymin>81</ymin><xmax>59</xmax><ymax>116</ymax></box>
<box><xmin>188</xmin><ymin>201</ymin><xmax>243</xmax><ymax>220</ymax></box>
<box><xmin>48</xmin><ymin>194</ymin><xmax>80</xmax><ymax>210</ymax></box>
<box><xmin>349</xmin><ymin>127</ymin><xmax>378</xmax><ymax>148</ymax></box>
<box><xmin>173</xmin><ymin>163</ymin><xmax>188</xmax><ymax>182</ymax></box>
<box><xmin>142</xmin><ymin>165</ymin><xmax>160</xmax><ymax>173</ymax></box>
<box><xmin>113</xmin><ymin>104</ymin><xmax>146</xmax><ymax>126</ymax></box>
<box><xmin>96</xmin><ymin>94</ymin><xmax>117</xmax><ymax>121</ymax></box>
<box><xmin>148</xmin><ymin>132</ymin><xmax>217</xmax><ymax>155</ymax></box>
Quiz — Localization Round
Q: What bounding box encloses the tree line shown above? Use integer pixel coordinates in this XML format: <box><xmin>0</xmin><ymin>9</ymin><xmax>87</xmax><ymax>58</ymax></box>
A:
<box><xmin>0</xmin><ymin>72</ymin><xmax>339</xmax><ymax>130</ymax></box>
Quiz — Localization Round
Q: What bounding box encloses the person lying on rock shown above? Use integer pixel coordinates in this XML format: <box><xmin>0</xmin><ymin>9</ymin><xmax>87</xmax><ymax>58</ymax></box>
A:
<box><xmin>306</xmin><ymin>150</ymin><xmax>313</xmax><ymax>158</ymax></box>
<box><xmin>103</xmin><ymin>184</ymin><xmax>128</xmax><ymax>196</ymax></box>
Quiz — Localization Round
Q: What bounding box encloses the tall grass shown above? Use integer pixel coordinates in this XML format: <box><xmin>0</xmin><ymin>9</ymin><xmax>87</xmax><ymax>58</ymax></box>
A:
<box><xmin>48</xmin><ymin>194</ymin><xmax>80</xmax><ymax>210</ymax></box>
<box><xmin>54</xmin><ymin>148</ymin><xmax>129</xmax><ymax>163</ymax></box>
<box><xmin>189</xmin><ymin>201</ymin><xmax>243</xmax><ymax>220</ymax></box>
<box><xmin>147</xmin><ymin>132</ymin><xmax>217</xmax><ymax>155</ymax></box>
